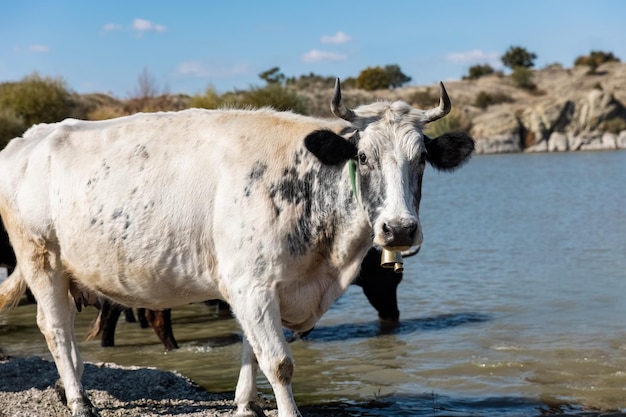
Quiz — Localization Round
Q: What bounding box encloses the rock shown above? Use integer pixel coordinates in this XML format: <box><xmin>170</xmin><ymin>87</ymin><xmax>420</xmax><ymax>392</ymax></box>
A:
<box><xmin>617</xmin><ymin>131</ymin><xmax>626</xmax><ymax>149</ymax></box>
<box><xmin>548</xmin><ymin>132</ymin><xmax>569</xmax><ymax>152</ymax></box>
<box><xmin>471</xmin><ymin>109</ymin><xmax>522</xmax><ymax>154</ymax></box>
<box><xmin>573</xmin><ymin>90</ymin><xmax>626</xmax><ymax>133</ymax></box>
<box><xmin>474</xmin><ymin>134</ymin><xmax>522</xmax><ymax>154</ymax></box>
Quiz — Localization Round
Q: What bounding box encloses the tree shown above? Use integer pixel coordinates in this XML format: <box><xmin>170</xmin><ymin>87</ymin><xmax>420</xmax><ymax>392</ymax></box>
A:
<box><xmin>384</xmin><ymin>64</ymin><xmax>411</xmax><ymax>88</ymax></box>
<box><xmin>501</xmin><ymin>46</ymin><xmax>537</xmax><ymax>70</ymax></box>
<box><xmin>258</xmin><ymin>67</ymin><xmax>285</xmax><ymax>85</ymax></box>
<box><xmin>356</xmin><ymin>66</ymin><xmax>390</xmax><ymax>91</ymax></box>
<box><xmin>132</xmin><ymin>67</ymin><xmax>160</xmax><ymax>99</ymax></box>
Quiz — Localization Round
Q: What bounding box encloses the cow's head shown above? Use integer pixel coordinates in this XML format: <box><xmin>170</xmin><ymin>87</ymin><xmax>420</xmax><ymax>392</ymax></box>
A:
<box><xmin>305</xmin><ymin>79</ymin><xmax>474</xmax><ymax>251</ymax></box>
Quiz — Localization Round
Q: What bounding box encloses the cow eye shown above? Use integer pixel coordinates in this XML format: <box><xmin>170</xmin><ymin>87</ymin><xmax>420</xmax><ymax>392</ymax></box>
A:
<box><xmin>358</xmin><ymin>152</ymin><xmax>367</xmax><ymax>165</ymax></box>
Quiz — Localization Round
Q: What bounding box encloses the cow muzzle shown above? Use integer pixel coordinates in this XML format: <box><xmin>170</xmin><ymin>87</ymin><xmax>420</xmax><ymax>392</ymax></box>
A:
<box><xmin>380</xmin><ymin>217</ymin><xmax>421</xmax><ymax>249</ymax></box>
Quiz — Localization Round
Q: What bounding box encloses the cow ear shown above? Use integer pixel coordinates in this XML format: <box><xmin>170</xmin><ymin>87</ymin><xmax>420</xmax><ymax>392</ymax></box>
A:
<box><xmin>304</xmin><ymin>129</ymin><xmax>357</xmax><ymax>165</ymax></box>
<box><xmin>425</xmin><ymin>131</ymin><xmax>475</xmax><ymax>172</ymax></box>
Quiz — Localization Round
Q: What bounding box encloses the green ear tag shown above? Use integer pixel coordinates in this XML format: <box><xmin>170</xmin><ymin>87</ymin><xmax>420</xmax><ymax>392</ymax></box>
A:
<box><xmin>348</xmin><ymin>159</ymin><xmax>358</xmax><ymax>199</ymax></box>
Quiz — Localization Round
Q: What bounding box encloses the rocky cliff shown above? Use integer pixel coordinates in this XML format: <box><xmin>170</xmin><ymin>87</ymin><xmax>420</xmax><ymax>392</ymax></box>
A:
<box><xmin>443</xmin><ymin>62</ymin><xmax>626</xmax><ymax>154</ymax></box>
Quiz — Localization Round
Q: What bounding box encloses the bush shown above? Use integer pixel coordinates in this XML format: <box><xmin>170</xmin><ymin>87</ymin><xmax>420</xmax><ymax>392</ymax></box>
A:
<box><xmin>510</xmin><ymin>67</ymin><xmax>536</xmax><ymax>90</ymax></box>
<box><xmin>464</xmin><ymin>64</ymin><xmax>495</xmax><ymax>80</ymax></box>
<box><xmin>285</xmin><ymin>73</ymin><xmax>336</xmax><ymax>91</ymax></box>
<box><xmin>0</xmin><ymin>73</ymin><xmax>75</xmax><ymax>127</ymax></box>
<box><xmin>574</xmin><ymin>50</ymin><xmax>620</xmax><ymax>74</ymax></box>
<box><xmin>356</xmin><ymin>67</ymin><xmax>390</xmax><ymax>91</ymax></box>
<box><xmin>425</xmin><ymin>108</ymin><xmax>471</xmax><ymax>138</ymax></box>
<box><xmin>87</xmin><ymin>106</ymin><xmax>127</xmax><ymax>121</ymax></box>
<box><xmin>189</xmin><ymin>86</ymin><xmax>222</xmax><ymax>109</ymax></box>
<box><xmin>408</xmin><ymin>88</ymin><xmax>439</xmax><ymax>108</ymax></box>
<box><xmin>0</xmin><ymin>108</ymin><xmax>27</xmax><ymax>150</ymax></box>
<box><xmin>474</xmin><ymin>91</ymin><xmax>514</xmax><ymax>109</ymax></box>
<box><xmin>341</xmin><ymin>77</ymin><xmax>357</xmax><ymax>89</ymax></box>
<box><xmin>233</xmin><ymin>84</ymin><xmax>308</xmax><ymax>114</ymax></box>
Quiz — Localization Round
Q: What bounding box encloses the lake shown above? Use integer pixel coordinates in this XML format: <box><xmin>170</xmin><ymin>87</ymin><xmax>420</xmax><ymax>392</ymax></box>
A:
<box><xmin>2</xmin><ymin>150</ymin><xmax>626</xmax><ymax>416</ymax></box>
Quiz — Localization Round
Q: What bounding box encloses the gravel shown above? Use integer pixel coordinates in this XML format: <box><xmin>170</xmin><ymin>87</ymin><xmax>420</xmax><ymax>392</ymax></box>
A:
<box><xmin>0</xmin><ymin>355</ymin><xmax>281</xmax><ymax>417</ymax></box>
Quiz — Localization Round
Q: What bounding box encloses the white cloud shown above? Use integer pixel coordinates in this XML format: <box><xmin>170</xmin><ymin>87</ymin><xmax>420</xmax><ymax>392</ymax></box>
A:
<box><xmin>302</xmin><ymin>50</ymin><xmax>348</xmax><ymax>63</ymax></box>
<box><xmin>132</xmin><ymin>18</ymin><xmax>167</xmax><ymax>32</ymax></box>
<box><xmin>321</xmin><ymin>31</ymin><xmax>353</xmax><ymax>44</ymax></box>
<box><xmin>103</xmin><ymin>23</ymin><xmax>122</xmax><ymax>31</ymax></box>
<box><xmin>28</xmin><ymin>44</ymin><xmax>50</xmax><ymax>53</ymax></box>
<box><xmin>176</xmin><ymin>61</ymin><xmax>250</xmax><ymax>78</ymax></box>
<box><xmin>445</xmin><ymin>49</ymin><xmax>501</xmax><ymax>65</ymax></box>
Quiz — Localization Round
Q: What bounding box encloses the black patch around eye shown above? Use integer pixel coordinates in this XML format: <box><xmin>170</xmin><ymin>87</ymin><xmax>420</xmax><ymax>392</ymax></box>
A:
<box><xmin>304</xmin><ymin>129</ymin><xmax>357</xmax><ymax>166</ymax></box>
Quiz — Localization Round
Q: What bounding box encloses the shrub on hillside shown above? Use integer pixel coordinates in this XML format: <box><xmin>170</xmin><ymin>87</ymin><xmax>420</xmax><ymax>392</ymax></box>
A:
<box><xmin>0</xmin><ymin>73</ymin><xmax>75</xmax><ymax>127</ymax></box>
<box><xmin>474</xmin><ymin>91</ymin><xmax>514</xmax><ymax>109</ymax></box>
<box><xmin>189</xmin><ymin>86</ymin><xmax>222</xmax><ymax>109</ymax></box>
<box><xmin>286</xmin><ymin>73</ymin><xmax>336</xmax><ymax>91</ymax></box>
<box><xmin>236</xmin><ymin>84</ymin><xmax>308</xmax><ymax>114</ymax></box>
<box><xmin>0</xmin><ymin>108</ymin><xmax>26</xmax><ymax>150</ymax></box>
<box><xmin>356</xmin><ymin>67</ymin><xmax>390</xmax><ymax>91</ymax></box>
<box><xmin>574</xmin><ymin>50</ymin><xmax>620</xmax><ymax>74</ymax></box>
<box><xmin>510</xmin><ymin>67</ymin><xmax>536</xmax><ymax>90</ymax></box>
<box><xmin>425</xmin><ymin>108</ymin><xmax>472</xmax><ymax>138</ymax></box>
<box><xmin>408</xmin><ymin>88</ymin><xmax>439</xmax><ymax>108</ymax></box>
<box><xmin>464</xmin><ymin>64</ymin><xmax>496</xmax><ymax>80</ymax></box>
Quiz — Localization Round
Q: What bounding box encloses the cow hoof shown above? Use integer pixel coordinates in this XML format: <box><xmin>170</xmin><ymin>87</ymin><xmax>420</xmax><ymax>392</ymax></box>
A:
<box><xmin>71</xmin><ymin>398</ymin><xmax>100</xmax><ymax>417</ymax></box>
<box><xmin>235</xmin><ymin>401</ymin><xmax>266</xmax><ymax>417</ymax></box>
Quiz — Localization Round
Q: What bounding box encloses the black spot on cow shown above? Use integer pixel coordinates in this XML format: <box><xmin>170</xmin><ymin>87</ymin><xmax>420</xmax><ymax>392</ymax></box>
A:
<box><xmin>244</xmin><ymin>161</ymin><xmax>268</xmax><ymax>197</ymax></box>
<box><xmin>134</xmin><ymin>144</ymin><xmax>150</xmax><ymax>160</ymax></box>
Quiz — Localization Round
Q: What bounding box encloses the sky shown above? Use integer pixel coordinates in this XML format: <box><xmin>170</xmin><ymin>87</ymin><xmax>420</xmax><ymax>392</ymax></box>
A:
<box><xmin>1</xmin><ymin>1</ymin><xmax>625</xmax><ymax>98</ymax></box>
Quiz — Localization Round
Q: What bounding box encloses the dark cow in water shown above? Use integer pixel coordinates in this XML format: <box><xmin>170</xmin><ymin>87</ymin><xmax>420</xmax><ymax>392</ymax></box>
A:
<box><xmin>0</xmin><ymin>79</ymin><xmax>473</xmax><ymax>417</ymax></box>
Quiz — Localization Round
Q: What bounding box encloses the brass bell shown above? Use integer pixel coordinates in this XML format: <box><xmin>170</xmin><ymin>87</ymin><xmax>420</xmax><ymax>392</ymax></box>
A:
<box><xmin>380</xmin><ymin>248</ymin><xmax>404</xmax><ymax>273</ymax></box>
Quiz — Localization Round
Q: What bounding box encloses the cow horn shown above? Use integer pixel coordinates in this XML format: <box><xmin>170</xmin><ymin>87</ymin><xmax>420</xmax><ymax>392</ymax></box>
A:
<box><xmin>331</xmin><ymin>78</ymin><xmax>356</xmax><ymax>122</ymax></box>
<box><xmin>423</xmin><ymin>82</ymin><xmax>451</xmax><ymax>123</ymax></box>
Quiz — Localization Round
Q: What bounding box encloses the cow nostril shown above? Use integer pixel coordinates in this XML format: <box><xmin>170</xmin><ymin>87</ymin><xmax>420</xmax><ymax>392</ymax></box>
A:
<box><xmin>407</xmin><ymin>221</ymin><xmax>417</xmax><ymax>237</ymax></box>
<box><xmin>382</xmin><ymin>223</ymin><xmax>392</xmax><ymax>236</ymax></box>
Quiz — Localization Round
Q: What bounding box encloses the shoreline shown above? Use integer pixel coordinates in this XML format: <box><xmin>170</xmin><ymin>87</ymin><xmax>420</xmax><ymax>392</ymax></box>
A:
<box><xmin>0</xmin><ymin>355</ymin><xmax>245</xmax><ymax>417</ymax></box>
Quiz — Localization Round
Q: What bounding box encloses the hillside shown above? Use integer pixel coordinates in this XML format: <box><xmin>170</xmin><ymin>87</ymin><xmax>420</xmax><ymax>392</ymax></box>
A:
<box><xmin>3</xmin><ymin>62</ymin><xmax>626</xmax><ymax>154</ymax></box>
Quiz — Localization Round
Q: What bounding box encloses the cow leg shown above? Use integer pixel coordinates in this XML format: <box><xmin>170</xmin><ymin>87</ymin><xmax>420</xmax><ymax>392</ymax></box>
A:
<box><xmin>28</xmin><ymin>266</ymin><xmax>95</xmax><ymax>417</ymax></box>
<box><xmin>146</xmin><ymin>309</ymin><xmax>179</xmax><ymax>350</ymax></box>
<box><xmin>231</xmin><ymin>289</ymin><xmax>301</xmax><ymax>417</ymax></box>
<box><xmin>234</xmin><ymin>336</ymin><xmax>264</xmax><ymax>416</ymax></box>
<box><xmin>100</xmin><ymin>301</ymin><xmax>123</xmax><ymax>347</ymax></box>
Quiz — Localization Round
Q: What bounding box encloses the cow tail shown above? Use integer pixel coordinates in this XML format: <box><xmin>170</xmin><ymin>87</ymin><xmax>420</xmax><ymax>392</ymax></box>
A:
<box><xmin>0</xmin><ymin>267</ymin><xmax>27</xmax><ymax>311</ymax></box>
<box><xmin>84</xmin><ymin>313</ymin><xmax>102</xmax><ymax>341</ymax></box>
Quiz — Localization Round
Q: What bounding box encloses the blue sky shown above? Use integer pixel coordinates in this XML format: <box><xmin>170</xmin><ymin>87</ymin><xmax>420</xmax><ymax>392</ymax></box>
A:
<box><xmin>1</xmin><ymin>1</ymin><xmax>625</xmax><ymax>98</ymax></box>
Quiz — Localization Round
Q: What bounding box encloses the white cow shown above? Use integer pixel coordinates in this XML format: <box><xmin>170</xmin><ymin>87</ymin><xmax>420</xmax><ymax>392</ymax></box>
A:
<box><xmin>0</xmin><ymin>79</ymin><xmax>474</xmax><ymax>417</ymax></box>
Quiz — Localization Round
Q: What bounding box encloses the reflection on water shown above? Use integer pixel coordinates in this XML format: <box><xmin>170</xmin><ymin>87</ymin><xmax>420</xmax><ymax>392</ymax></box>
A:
<box><xmin>2</xmin><ymin>151</ymin><xmax>626</xmax><ymax>416</ymax></box>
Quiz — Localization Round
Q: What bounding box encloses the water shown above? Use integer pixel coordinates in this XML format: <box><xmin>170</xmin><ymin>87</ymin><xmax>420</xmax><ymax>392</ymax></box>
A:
<box><xmin>2</xmin><ymin>151</ymin><xmax>626</xmax><ymax>416</ymax></box>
